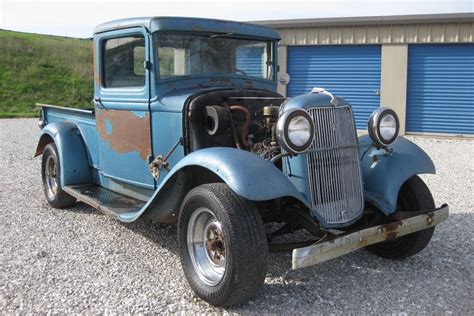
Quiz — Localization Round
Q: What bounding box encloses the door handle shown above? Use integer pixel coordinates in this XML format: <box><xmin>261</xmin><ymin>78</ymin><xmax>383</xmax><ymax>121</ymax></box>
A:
<box><xmin>93</xmin><ymin>97</ymin><xmax>105</xmax><ymax>109</ymax></box>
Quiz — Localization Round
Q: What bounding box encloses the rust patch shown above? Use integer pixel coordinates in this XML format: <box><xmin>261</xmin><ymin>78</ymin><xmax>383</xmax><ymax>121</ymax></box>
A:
<box><xmin>381</xmin><ymin>221</ymin><xmax>403</xmax><ymax>241</ymax></box>
<box><xmin>385</xmin><ymin>232</ymin><xmax>398</xmax><ymax>240</ymax></box>
<box><xmin>382</xmin><ymin>221</ymin><xmax>402</xmax><ymax>232</ymax></box>
<box><xmin>96</xmin><ymin>109</ymin><xmax>151</xmax><ymax>160</ymax></box>
<box><xmin>426</xmin><ymin>212</ymin><xmax>435</xmax><ymax>225</ymax></box>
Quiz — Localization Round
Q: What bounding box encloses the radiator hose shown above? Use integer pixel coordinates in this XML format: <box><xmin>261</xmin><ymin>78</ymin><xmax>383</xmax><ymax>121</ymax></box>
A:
<box><xmin>229</xmin><ymin>105</ymin><xmax>251</xmax><ymax>149</ymax></box>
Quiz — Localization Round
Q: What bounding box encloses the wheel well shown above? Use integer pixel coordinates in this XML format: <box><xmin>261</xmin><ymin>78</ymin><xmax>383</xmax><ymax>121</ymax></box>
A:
<box><xmin>143</xmin><ymin>165</ymin><xmax>224</xmax><ymax>224</ymax></box>
<box><xmin>34</xmin><ymin>133</ymin><xmax>54</xmax><ymax>157</ymax></box>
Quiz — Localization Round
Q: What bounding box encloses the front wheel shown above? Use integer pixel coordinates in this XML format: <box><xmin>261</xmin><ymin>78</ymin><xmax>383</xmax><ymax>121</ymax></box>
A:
<box><xmin>367</xmin><ymin>175</ymin><xmax>435</xmax><ymax>259</ymax></box>
<box><xmin>178</xmin><ymin>183</ymin><xmax>268</xmax><ymax>306</ymax></box>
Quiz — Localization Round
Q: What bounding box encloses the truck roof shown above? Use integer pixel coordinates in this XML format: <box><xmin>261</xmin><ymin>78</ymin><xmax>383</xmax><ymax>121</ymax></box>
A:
<box><xmin>94</xmin><ymin>16</ymin><xmax>281</xmax><ymax>40</ymax></box>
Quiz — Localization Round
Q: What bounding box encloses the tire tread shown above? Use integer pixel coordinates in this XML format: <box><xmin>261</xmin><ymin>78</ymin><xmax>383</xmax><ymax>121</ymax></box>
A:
<box><xmin>367</xmin><ymin>175</ymin><xmax>435</xmax><ymax>259</ymax></box>
<box><xmin>178</xmin><ymin>183</ymin><xmax>267</xmax><ymax>306</ymax></box>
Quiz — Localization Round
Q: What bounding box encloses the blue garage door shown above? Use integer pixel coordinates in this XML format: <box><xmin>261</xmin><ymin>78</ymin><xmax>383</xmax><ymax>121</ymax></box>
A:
<box><xmin>236</xmin><ymin>46</ymin><xmax>263</xmax><ymax>78</ymax></box>
<box><xmin>287</xmin><ymin>45</ymin><xmax>381</xmax><ymax>129</ymax></box>
<box><xmin>407</xmin><ymin>44</ymin><xmax>474</xmax><ymax>134</ymax></box>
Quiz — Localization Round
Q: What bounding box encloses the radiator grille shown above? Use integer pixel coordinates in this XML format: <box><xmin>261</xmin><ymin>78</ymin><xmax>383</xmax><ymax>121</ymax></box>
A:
<box><xmin>306</xmin><ymin>106</ymin><xmax>364</xmax><ymax>225</ymax></box>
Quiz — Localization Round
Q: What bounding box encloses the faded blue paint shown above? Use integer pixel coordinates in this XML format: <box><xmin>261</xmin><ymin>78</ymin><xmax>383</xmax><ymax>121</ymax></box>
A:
<box><xmin>35</xmin><ymin>17</ymin><xmax>441</xmax><ymax>230</ymax></box>
<box><xmin>358</xmin><ymin>135</ymin><xmax>435</xmax><ymax>214</ymax></box>
<box><xmin>131</xmin><ymin>110</ymin><xmax>148</xmax><ymax>118</ymax></box>
<box><xmin>94</xmin><ymin>17</ymin><xmax>281</xmax><ymax>40</ymax></box>
<box><xmin>105</xmin><ymin>119</ymin><xmax>113</xmax><ymax>135</ymax></box>
<box><xmin>37</xmin><ymin>122</ymin><xmax>92</xmax><ymax>186</ymax></box>
<box><xmin>94</xmin><ymin>27</ymin><xmax>149</xmax><ymax>104</ymax></box>
<box><xmin>116</xmin><ymin>147</ymin><xmax>310</xmax><ymax>222</ymax></box>
<box><xmin>280</xmin><ymin>93</ymin><xmax>357</xmax><ymax>226</ymax></box>
<box><xmin>281</xmin><ymin>91</ymin><xmax>350</xmax><ymax>112</ymax></box>
<box><xmin>150</xmin><ymin>110</ymin><xmax>185</xmax><ymax>184</ymax></box>
<box><xmin>39</xmin><ymin>106</ymin><xmax>98</xmax><ymax>169</ymax></box>
<box><xmin>94</xmin><ymin>26</ymin><xmax>154</xmax><ymax>190</ymax></box>
<box><xmin>98</xmin><ymin>141</ymin><xmax>154</xmax><ymax>190</ymax></box>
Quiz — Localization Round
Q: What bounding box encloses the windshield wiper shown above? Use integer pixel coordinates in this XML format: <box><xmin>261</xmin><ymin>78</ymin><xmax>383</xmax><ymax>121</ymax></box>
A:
<box><xmin>210</xmin><ymin>32</ymin><xmax>234</xmax><ymax>38</ymax></box>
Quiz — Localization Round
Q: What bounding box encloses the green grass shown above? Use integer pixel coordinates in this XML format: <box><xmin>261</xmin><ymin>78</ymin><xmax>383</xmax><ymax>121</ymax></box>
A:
<box><xmin>0</xmin><ymin>30</ymin><xmax>93</xmax><ymax>118</ymax></box>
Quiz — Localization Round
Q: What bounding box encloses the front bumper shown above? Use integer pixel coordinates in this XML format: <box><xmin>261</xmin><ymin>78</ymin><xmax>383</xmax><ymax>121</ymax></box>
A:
<box><xmin>292</xmin><ymin>204</ymin><xmax>449</xmax><ymax>270</ymax></box>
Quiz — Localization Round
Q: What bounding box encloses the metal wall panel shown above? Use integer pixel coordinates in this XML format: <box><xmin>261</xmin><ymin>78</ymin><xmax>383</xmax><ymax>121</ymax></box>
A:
<box><xmin>287</xmin><ymin>45</ymin><xmax>381</xmax><ymax>129</ymax></box>
<box><xmin>406</xmin><ymin>44</ymin><xmax>474</xmax><ymax>134</ymax></box>
<box><xmin>277</xmin><ymin>22</ymin><xmax>474</xmax><ymax>46</ymax></box>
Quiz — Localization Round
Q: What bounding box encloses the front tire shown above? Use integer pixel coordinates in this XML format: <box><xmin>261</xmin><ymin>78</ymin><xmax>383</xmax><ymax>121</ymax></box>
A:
<box><xmin>178</xmin><ymin>183</ymin><xmax>268</xmax><ymax>306</ymax></box>
<box><xmin>367</xmin><ymin>175</ymin><xmax>435</xmax><ymax>259</ymax></box>
<box><xmin>41</xmin><ymin>143</ymin><xmax>76</xmax><ymax>208</ymax></box>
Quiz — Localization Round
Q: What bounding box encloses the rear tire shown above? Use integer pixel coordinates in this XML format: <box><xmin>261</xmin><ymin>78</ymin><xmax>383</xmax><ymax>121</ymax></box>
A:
<box><xmin>178</xmin><ymin>183</ymin><xmax>268</xmax><ymax>306</ymax></box>
<box><xmin>367</xmin><ymin>175</ymin><xmax>435</xmax><ymax>259</ymax></box>
<box><xmin>41</xmin><ymin>143</ymin><xmax>76</xmax><ymax>208</ymax></box>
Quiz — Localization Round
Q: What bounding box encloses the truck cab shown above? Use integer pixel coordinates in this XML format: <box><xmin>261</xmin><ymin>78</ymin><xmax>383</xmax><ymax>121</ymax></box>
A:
<box><xmin>91</xmin><ymin>17</ymin><xmax>280</xmax><ymax>197</ymax></box>
<box><xmin>35</xmin><ymin>17</ymin><xmax>448</xmax><ymax>307</ymax></box>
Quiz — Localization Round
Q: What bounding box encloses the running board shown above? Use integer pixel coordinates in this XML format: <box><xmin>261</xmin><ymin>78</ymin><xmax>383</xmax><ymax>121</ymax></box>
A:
<box><xmin>64</xmin><ymin>184</ymin><xmax>145</xmax><ymax>219</ymax></box>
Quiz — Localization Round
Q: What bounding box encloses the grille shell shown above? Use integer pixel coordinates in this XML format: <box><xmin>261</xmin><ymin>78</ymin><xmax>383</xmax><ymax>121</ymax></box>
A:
<box><xmin>306</xmin><ymin>106</ymin><xmax>365</xmax><ymax>225</ymax></box>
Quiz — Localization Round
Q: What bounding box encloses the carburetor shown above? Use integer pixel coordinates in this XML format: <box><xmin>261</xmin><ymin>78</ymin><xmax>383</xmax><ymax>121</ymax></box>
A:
<box><xmin>262</xmin><ymin>105</ymin><xmax>280</xmax><ymax>144</ymax></box>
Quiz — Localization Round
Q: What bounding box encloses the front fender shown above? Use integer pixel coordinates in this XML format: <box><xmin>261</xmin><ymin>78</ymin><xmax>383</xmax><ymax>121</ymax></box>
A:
<box><xmin>35</xmin><ymin>122</ymin><xmax>91</xmax><ymax>186</ymax></box>
<box><xmin>172</xmin><ymin>147</ymin><xmax>306</xmax><ymax>201</ymax></box>
<box><xmin>119</xmin><ymin>147</ymin><xmax>309</xmax><ymax>222</ymax></box>
<box><xmin>358</xmin><ymin>135</ymin><xmax>435</xmax><ymax>215</ymax></box>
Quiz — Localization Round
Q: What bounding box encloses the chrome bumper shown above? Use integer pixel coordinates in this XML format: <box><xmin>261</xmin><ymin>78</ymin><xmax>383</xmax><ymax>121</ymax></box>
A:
<box><xmin>292</xmin><ymin>204</ymin><xmax>449</xmax><ymax>270</ymax></box>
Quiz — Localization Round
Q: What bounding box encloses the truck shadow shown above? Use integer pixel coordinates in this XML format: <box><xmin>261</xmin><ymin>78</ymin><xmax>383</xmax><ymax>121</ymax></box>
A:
<box><xmin>65</xmin><ymin>202</ymin><xmax>469</xmax><ymax>312</ymax></box>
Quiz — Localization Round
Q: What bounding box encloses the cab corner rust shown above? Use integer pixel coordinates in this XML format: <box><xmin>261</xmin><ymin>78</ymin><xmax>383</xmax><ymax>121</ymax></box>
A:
<box><xmin>96</xmin><ymin>109</ymin><xmax>151</xmax><ymax>160</ymax></box>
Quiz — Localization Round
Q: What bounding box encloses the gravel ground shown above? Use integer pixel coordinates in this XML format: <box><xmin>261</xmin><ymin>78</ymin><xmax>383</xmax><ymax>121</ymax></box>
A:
<box><xmin>1</xmin><ymin>118</ymin><xmax>473</xmax><ymax>314</ymax></box>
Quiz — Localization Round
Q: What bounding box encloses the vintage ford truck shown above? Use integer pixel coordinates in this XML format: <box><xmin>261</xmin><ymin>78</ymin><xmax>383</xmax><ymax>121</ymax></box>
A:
<box><xmin>35</xmin><ymin>17</ymin><xmax>448</xmax><ymax>306</ymax></box>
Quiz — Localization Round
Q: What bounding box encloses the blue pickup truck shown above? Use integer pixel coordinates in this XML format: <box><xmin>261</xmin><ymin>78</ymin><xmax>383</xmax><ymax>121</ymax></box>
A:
<box><xmin>35</xmin><ymin>17</ymin><xmax>448</xmax><ymax>306</ymax></box>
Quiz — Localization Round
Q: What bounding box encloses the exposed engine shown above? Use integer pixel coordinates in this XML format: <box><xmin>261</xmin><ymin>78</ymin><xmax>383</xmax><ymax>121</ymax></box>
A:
<box><xmin>185</xmin><ymin>90</ymin><xmax>286</xmax><ymax>161</ymax></box>
<box><xmin>204</xmin><ymin>103</ymin><xmax>281</xmax><ymax>160</ymax></box>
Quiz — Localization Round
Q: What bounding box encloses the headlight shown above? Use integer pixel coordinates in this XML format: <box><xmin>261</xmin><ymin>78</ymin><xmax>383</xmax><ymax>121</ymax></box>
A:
<box><xmin>276</xmin><ymin>109</ymin><xmax>314</xmax><ymax>154</ymax></box>
<box><xmin>368</xmin><ymin>107</ymin><xmax>400</xmax><ymax>146</ymax></box>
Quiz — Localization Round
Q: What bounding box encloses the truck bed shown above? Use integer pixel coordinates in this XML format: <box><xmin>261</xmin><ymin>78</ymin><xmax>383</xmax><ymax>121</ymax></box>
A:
<box><xmin>38</xmin><ymin>103</ymin><xmax>95</xmax><ymax>122</ymax></box>
<box><xmin>38</xmin><ymin>103</ymin><xmax>99</xmax><ymax>171</ymax></box>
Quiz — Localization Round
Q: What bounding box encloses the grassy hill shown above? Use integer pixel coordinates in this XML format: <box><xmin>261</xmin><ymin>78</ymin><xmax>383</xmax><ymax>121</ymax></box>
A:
<box><xmin>0</xmin><ymin>30</ymin><xmax>93</xmax><ymax>118</ymax></box>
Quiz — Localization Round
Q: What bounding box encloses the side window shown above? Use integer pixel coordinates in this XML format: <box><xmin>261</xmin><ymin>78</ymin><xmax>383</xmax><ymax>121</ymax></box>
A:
<box><xmin>103</xmin><ymin>35</ymin><xmax>146</xmax><ymax>88</ymax></box>
<box><xmin>158</xmin><ymin>47</ymin><xmax>187</xmax><ymax>77</ymax></box>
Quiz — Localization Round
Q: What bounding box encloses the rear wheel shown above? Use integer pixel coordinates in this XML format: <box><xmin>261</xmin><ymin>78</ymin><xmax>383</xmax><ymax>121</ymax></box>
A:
<box><xmin>41</xmin><ymin>143</ymin><xmax>76</xmax><ymax>208</ymax></box>
<box><xmin>367</xmin><ymin>175</ymin><xmax>435</xmax><ymax>259</ymax></box>
<box><xmin>178</xmin><ymin>183</ymin><xmax>268</xmax><ymax>306</ymax></box>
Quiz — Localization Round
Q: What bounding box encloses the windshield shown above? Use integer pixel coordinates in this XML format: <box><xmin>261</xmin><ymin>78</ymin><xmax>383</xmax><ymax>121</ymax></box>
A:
<box><xmin>153</xmin><ymin>33</ymin><xmax>275</xmax><ymax>81</ymax></box>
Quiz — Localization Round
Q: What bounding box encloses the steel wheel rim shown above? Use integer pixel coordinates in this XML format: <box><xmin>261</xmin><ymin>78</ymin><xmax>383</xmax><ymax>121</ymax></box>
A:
<box><xmin>45</xmin><ymin>155</ymin><xmax>58</xmax><ymax>198</ymax></box>
<box><xmin>187</xmin><ymin>207</ymin><xmax>226</xmax><ymax>286</ymax></box>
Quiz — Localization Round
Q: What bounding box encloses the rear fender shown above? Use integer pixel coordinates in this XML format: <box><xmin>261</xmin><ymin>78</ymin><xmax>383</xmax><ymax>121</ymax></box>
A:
<box><xmin>35</xmin><ymin>122</ymin><xmax>91</xmax><ymax>186</ymax></box>
<box><xmin>121</xmin><ymin>147</ymin><xmax>309</xmax><ymax>222</ymax></box>
<box><xmin>358</xmin><ymin>135</ymin><xmax>435</xmax><ymax>215</ymax></box>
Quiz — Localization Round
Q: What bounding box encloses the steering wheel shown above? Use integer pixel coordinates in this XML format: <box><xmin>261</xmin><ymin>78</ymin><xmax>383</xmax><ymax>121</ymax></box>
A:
<box><xmin>235</xmin><ymin>68</ymin><xmax>248</xmax><ymax>76</ymax></box>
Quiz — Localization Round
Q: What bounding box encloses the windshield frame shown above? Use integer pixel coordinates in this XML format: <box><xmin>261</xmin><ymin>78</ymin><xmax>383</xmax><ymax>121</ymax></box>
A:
<box><xmin>152</xmin><ymin>31</ymin><xmax>278</xmax><ymax>84</ymax></box>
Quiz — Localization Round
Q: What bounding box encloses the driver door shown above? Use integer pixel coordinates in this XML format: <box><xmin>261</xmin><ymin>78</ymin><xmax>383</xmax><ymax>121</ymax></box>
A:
<box><xmin>94</xmin><ymin>28</ymin><xmax>154</xmax><ymax>192</ymax></box>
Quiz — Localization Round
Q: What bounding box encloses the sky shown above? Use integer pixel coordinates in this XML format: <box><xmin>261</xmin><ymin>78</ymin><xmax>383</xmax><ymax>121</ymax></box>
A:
<box><xmin>1</xmin><ymin>0</ymin><xmax>473</xmax><ymax>38</ymax></box>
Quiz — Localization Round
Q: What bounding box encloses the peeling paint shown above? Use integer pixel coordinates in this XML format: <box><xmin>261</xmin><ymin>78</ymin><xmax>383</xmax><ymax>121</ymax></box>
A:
<box><xmin>96</xmin><ymin>109</ymin><xmax>151</xmax><ymax>160</ymax></box>
<box><xmin>105</xmin><ymin>119</ymin><xmax>113</xmax><ymax>135</ymax></box>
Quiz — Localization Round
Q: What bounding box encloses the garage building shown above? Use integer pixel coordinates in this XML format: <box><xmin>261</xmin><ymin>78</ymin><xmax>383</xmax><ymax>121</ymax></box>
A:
<box><xmin>256</xmin><ymin>13</ymin><xmax>474</xmax><ymax>136</ymax></box>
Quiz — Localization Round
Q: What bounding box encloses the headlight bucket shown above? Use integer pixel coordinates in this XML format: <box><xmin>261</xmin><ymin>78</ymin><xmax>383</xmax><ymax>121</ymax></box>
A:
<box><xmin>276</xmin><ymin>108</ymin><xmax>315</xmax><ymax>154</ymax></box>
<box><xmin>368</xmin><ymin>107</ymin><xmax>400</xmax><ymax>146</ymax></box>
